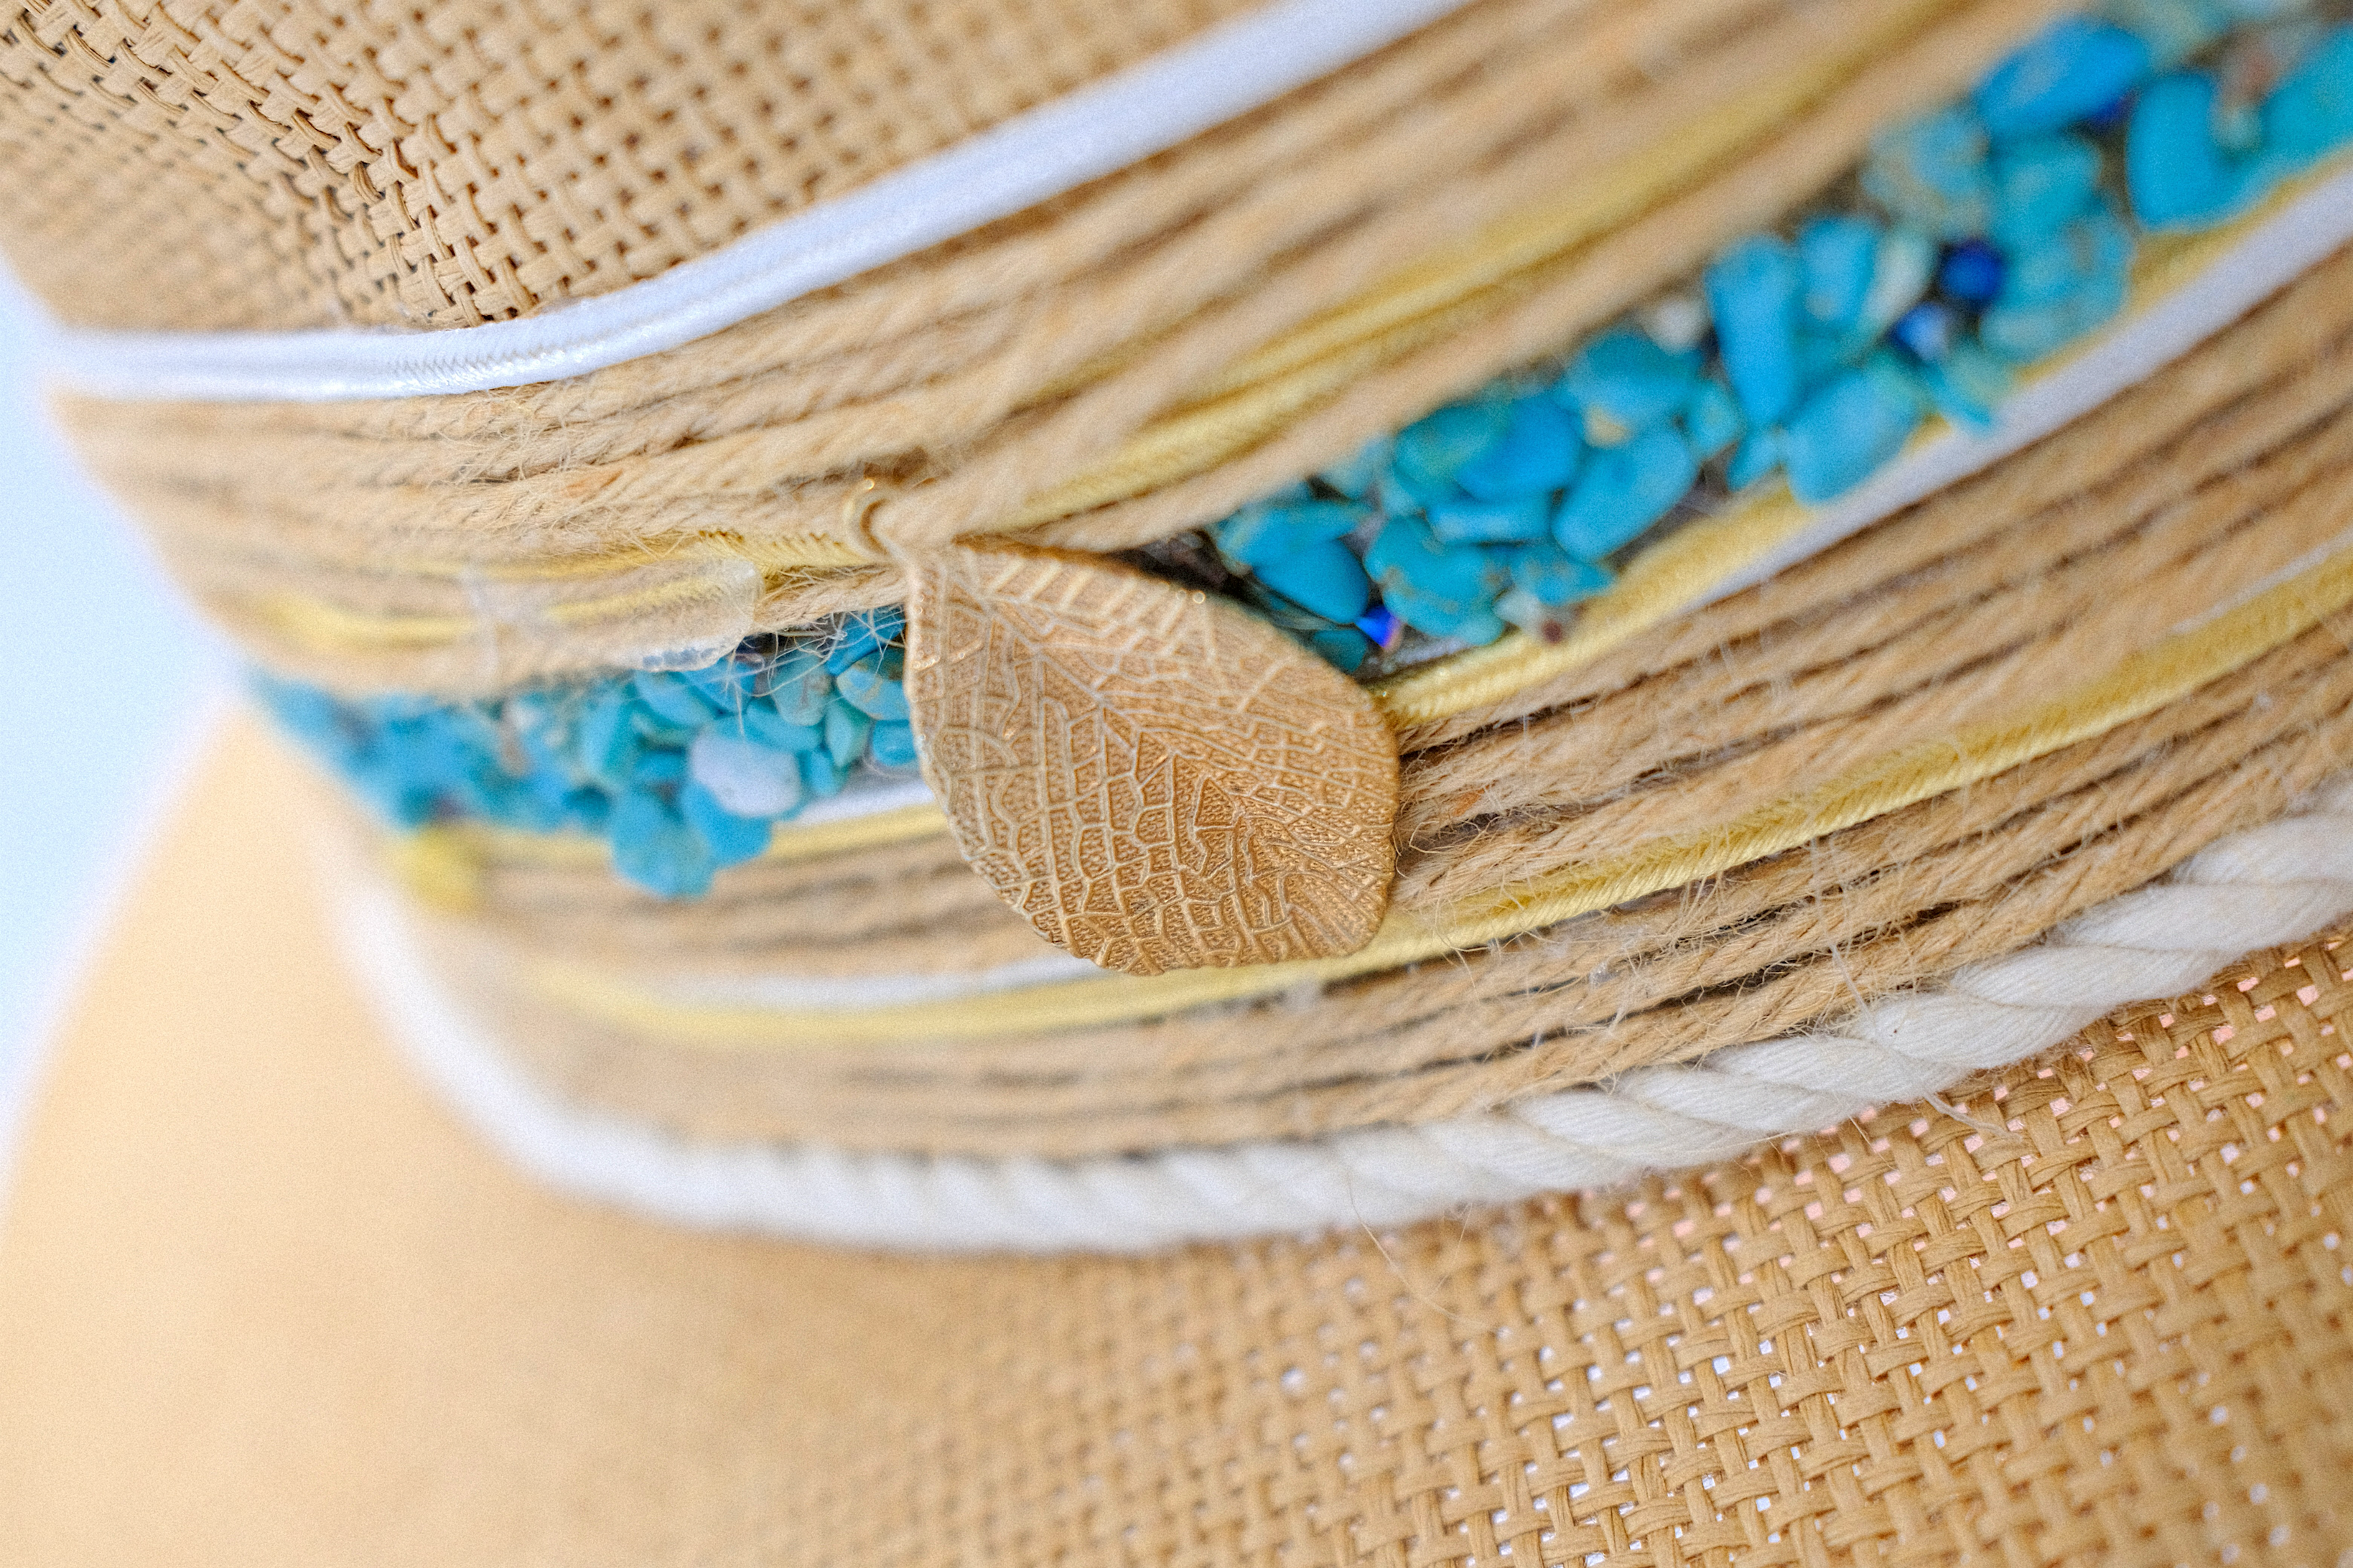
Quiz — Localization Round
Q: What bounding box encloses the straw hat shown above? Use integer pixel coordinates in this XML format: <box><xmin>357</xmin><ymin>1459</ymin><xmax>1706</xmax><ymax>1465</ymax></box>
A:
<box><xmin>4</xmin><ymin>0</ymin><xmax>2353</xmax><ymax>1558</ymax></box>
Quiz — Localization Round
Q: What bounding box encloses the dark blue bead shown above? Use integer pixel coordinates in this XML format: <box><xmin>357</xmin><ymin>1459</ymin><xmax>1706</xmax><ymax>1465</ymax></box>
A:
<box><xmin>1892</xmin><ymin>301</ymin><xmax>1957</xmax><ymax>363</ymax></box>
<box><xmin>1938</xmin><ymin>240</ymin><xmax>2006</xmax><ymax>305</ymax></box>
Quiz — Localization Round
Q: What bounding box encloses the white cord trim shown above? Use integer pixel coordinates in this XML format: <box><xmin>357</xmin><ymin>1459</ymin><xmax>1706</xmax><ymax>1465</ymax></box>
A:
<box><xmin>339</xmin><ymin>773</ymin><xmax>2353</xmax><ymax>1254</ymax></box>
<box><xmin>42</xmin><ymin>0</ymin><xmax>1476</xmax><ymax>403</ymax></box>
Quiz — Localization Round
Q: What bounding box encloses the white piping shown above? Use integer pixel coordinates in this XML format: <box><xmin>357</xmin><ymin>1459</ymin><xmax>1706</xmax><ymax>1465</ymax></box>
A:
<box><xmin>42</xmin><ymin>0</ymin><xmax>1478</xmax><ymax>403</ymax></box>
<box><xmin>339</xmin><ymin>773</ymin><xmax>2353</xmax><ymax>1254</ymax></box>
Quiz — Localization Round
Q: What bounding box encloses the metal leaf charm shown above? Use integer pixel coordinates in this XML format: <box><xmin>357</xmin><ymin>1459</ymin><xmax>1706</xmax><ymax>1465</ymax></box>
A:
<box><xmin>903</xmin><ymin>539</ymin><xmax>1397</xmax><ymax>976</ymax></box>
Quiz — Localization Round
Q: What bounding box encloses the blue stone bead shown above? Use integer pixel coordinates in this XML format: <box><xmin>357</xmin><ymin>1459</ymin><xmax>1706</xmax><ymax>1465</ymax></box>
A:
<box><xmin>1923</xmin><ymin>339</ymin><xmax>2015</xmax><ymax>432</ymax></box>
<box><xmin>1975</xmin><ymin>18</ymin><xmax>2153</xmax><ymax>139</ymax></box>
<box><xmin>737</xmin><ymin>703</ymin><xmax>824</xmax><ymax>752</ymax></box>
<box><xmin>1553</xmin><ymin>425</ymin><xmax>1698</xmax><ymax>560</ymax></box>
<box><xmin>1391</xmin><ymin>401</ymin><xmax>1509</xmax><ymax>493</ymax></box>
<box><xmin>1305</xmin><ymin>626</ymin><xmax>1375</xmax><ymax>672</ymax></box>
<box><xmin>609</xmin><ymin>790</ymin><xmax>717</xmax><ymax>900</ymax></box>
<box><xmin>1705</xmin><ymin>235</ymin><xmax>1804</xmax><ymax>426</ymax></box>
<box><xmin>1215</xmin><ymin>498</ymin><xmax>1366</xmax><ymax>566</ymax></box>
<box><xmin>824</xmin><ymin>607</ymin><xmax>904</xmax><ymax>673</ymax></box>
<box><xmin>679</xmin><ymin>652</ymin><xmax>760</xmax><ymax>706</ymax></box>
<box><xmin>1793</xmin><ymin>329</ymin><xmax>1854</xmax><ymax>392</ymax></box>
<box><xmin>1455</xmin><ymin>393</ymin><xmax>1583</xmax><ymax>500</ymax></box>
<box><xmin>1937</xmin><ymin>239</ymin><xmax>2006</xmax><ymax>305</ymax></box>
<box><xmin>1980</xmin><ymin>212</ymin><xmax>2133</xmax><ymax>360</ymax></box>
<box><xmin>1782</xmin><ymin>355</ymin><xmax>1929</xmax><ymax>504</ymax></box>
<box><xmin>2128</xmin><ymin>73</ymin><xmax>2270</xmax><ymax>230</ymax></box>
<box><xmin>632</xmin><ymin>670</ymin><xmax>720</xmax><ymax>729</ymax></box>
<box><xmin>1254</xmin><ymin>537</ymin><xmax>1375</xmax><ymax>620</ymax></box>
<box><xmin>574</xmin><ymin>686</ymin><xmax>641</xmax><ymax>788</ymax></box>
<box><xmin>1364</xmin><ymin>515</ymin><xmax>1509</xmax><ymax>641</ymax></box>
<box><xmin>2263</xmin><ymin>27</ymin><xmax>2353</xmax><ymax>170</ymax></box>
<box><xmin>824</xmin><ymin>697</ymin><xmax>873</xmax><ymax>772</ymax></box>
<box><xmin>765</xmin><ymin>650</ymin><xmax>834</xmax><ymax>726</ymax></box>
<box><xmin>798</xmin><ymin>749</ymin><xmax>847</xmax><ymax>799</ymax></box>
<box><xmin>1509</xmin><ymin>543</ymin><xmax>1616</xmax><ymax>605</ymax></box>
<box><xmin>1857</xmin><ymin>225</ymin><xmax>1939</xmax><ymax>341</ymax></box>
<box><xmin>1861</xmin><ymin>107</ymin><xmax>1993</xmax><ymax>238</ymax></box>
<box><xmin>1557</xmin><ymin>330</ymin><xmax>1702</xmax><ymax>437</ymax></box>
<box><xmin>834</xmin><ymin>659</ymin><xmax>912</xmax><ymax>722</ymax></box>
<box><xmin>1681</xmin><ymin>378</ymin><xmax>1745</xmax><ymax>462</ymax></box>
<box><xmin>868</xmin><ymin>720</ymin><xmax>921</xmax><ymax>770</ymax></box>
<box><xmin>1426</xmin><ymin>494</ymin><xmax>1554</xmax><ymax>546</ymax></box>
<box><xmin>1892</xmin><ymin>300</ymin><xmax>1957</xmax><ymax>363</ymax></box>
<box><xmin>1726</xmin><ymin>429</ymin><xmax>1784</xmax><ymax>490</ymax></box>
<box><xmin>2105</xmin><ymin>0</ymin><xmax>2229</xmax><ymax>67</ymax></box>
<box><xmin>680</xmin><ymin>779</ymin><xmax>774</xmax><ymax>867</ymax></box>
<box><xmin>630</xmin><ymin>747</ymin><xmax>688</xmax><ymax>788</ymax></box>
<box><xmin>1355</xmin><ymin>603</ymin><xmax>1402</xmax><ymax>650</ymax></box>
<box><xmin>1799</xmin><ymin>215</ymin><xmax>1882</xmax><ymax>332</ymax></box>
<box><xmin>1990</xmin><ymin>134</ymin><xmax>2104</xmax><ymax>248</ymax></box>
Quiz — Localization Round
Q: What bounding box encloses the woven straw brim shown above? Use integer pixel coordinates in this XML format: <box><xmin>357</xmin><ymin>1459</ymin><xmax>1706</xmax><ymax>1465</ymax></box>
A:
<box><xmin>4</xmin><ymin>717</ymin><xmax>2347</xmax><ymax>1564</ymax></box>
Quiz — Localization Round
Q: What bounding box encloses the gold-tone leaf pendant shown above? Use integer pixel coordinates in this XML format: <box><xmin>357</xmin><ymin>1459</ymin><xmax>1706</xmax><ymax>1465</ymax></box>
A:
<box><xmin>903</xmin><ymin>539</ymin><xmax>1398</xmax><ymax>976</ymax></box>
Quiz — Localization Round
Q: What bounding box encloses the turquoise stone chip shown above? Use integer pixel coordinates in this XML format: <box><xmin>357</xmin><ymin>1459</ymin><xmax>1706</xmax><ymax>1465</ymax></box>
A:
<box><xmin>630</xmin><ymin>747</ymin><xmax>688</xmax><ymax>787</ymax></box>
<box><xmin>1857</xmin><ymin>225</ymin><xmax>1939</xmax><ymax>342</ymax></box>
<box><xmin>1508</xmin><ymin>543</ymin><xmax>1615</xmax><ymax>605</ymax></box>
<box><xmin>609</xmin><ymin>790</ymin><xmax>717</xmax><ymax>900</ymax></box>
<box><xmin>1705</xmin><ymin>235</ymin><xmax>1804</xmax><ymax>426</ymax></box>
<box><xmin>2263</xmin><ymin>27</ymin><xmax>2353</xmax><ymax>169</ymax></box>
<box><xmin>1990</xmin><ymin>134</ymin><xmax>2104</xmax><ymax>248</ymax></box>
<box><xmin>680</xmin><ymin>780</ymin><xmax>773</xmax><ymax>867</ymax></box>
<box><xmin>1783</xmin><ymin>355</ymin><xmax>1929</xmax><ymax>504</ymax></box>
<box><xmin>1726</xmin><ymin>429</ymin><xmax>1784</xmax><ymax>490</ymax></box>
<box><xmin>824</xmin><ymin>607</ymin><xmax>904</xmax><ymax>673</ymax></box>
<box><xmin>1364</xmin><ymin>515</ymin><xmax>1509</xmax><ymax>640</ymax></box>
<box><xmin>1305</xmin><ymin>626</ymin><xmax>1375</xmax><ymax>672</ymax></box>
<box><xmin>834</xmin><ymin>659</ymin><xmax>911</xmax><ymax>722</ymax></box>
<box><xmin>1392</xmin><ymin>401</ymin><xmax>1509</xmax><ymax>493</ymax></box>
<box><xmin>1455</xmin><ymin>393</ymin><xmax>1583</xmax><ymax>499</ymax></box>
<box><xmin>1254</xmin><ymin>537</ymin><xmax>1375</xmax><ymax>620</ymax></box>
<box><xmin>765</xmin><ymin>650</ymin><xmax>833</xmax><ymax>727</ymax></box>
<box><xmin>1862</xmin><ymin>107</ymin><xmax>1993</xmax><ymax>238</ymax></box>
<box><xmin>1216</xmin><ymin>498</ymin><xmax>1365</xmax><ymax>566</ymax></box>
<box><xmin>1799</xmin><ymin>214</ymin><xmax>1881</xmax><ymax>331</ymax></box>
<box><xmin>1975</xmin><ymin>18</ymin><xmax>2152</xmax><ymax>139</ymax></box>
<box><xmin>824</xmin><ymin>697</ymin><xmax>874</xmax><ymax>771</ymax></box>
<box><xmin>1980</xmin><ymin>212</ymin><xmax>2132</xmax><ymax>360</ymax></box>
<box><xmin>799</xmin><ymin>749</ymin><xmax>847</xmax><ymax>799</ymax></box>
<box><xmin>868</xmin><ymin>720</ymin><xmax>921</xmax><ymax>770</ymax></box>
<box><xmin>735</xmin><ymin>703</ymin><xmax>824</xmax><ymax>752</ymax></box>
<box><xmin>632</xmin><ymin>670</ymin><xmax>720</xmax><ymax>729</ymax></box>
<box><xmin>2128</xmin><ymin>73</ymin><xmax>2270</xmax><ymax>228</ymax></box>
<box><xmin>1923</xmin><ymin>339</ymin><xmax>2014</xmax><ymax>432</ymax></box>
<box><xmin>1681</xmin><ymin>378</ymin><xmax>1745</xmax><ymax>462</ymax></box>
<box><xmin>1426</xmin><ymin>494</ymin><xmax>1553</xmax><ymax>546</ymax></box>
<box><xmin>1553</xmin><ymin>426</ymin><xmax>1697</xmax><ymax>560</ymax></box>
<box><xmin>1557</xmin><ymin>330</ymin><xmax>1702</xmax><ymax>435</ymax></box>
<box><xmin>575</xmin><ymin>686</ymin><xmax>642</xmax><ymax>788</ymax></box>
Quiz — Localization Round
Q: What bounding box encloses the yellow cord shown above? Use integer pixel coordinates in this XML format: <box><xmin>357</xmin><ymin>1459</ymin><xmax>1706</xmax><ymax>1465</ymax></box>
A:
<box><xmin>519</xmin><ymin>543</ymin><xmax>2353</xmax><ymax>1047</ymax></box>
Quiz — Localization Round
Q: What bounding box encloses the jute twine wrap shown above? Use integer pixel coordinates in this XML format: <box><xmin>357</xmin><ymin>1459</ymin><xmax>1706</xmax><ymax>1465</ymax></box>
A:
<box><xmin>363</xmin><ymin>259</ymin><xmax>2353</xmax><ymax>1157</ymax></box>
<box><xmin>0</xmin><ymin>0</ymin><xmax>1258</xmax><ymax>332</ymax></box>
<box><xmin>49</xmin><ymin>0</ymin><xmax>2075</xmax><ymax>695</ymax></box>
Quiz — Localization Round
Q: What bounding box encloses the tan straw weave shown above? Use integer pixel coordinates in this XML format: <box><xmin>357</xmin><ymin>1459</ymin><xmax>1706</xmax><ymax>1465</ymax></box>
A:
<box><xmin>0</xmin><ymin>0</ymin><xmax>1258</xmax><ymax>330</ymax></box>
<box><xmin>3</xmin><ymin>724</ymin><xmax>2347</xmax><ymax>1564</ymax></box>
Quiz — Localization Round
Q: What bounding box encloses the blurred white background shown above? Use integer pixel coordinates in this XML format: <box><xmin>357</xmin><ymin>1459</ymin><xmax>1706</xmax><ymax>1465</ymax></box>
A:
<box><xmin>0</xmin><ymin>275</ymin><xmax>230</xmax><ymax>1164</ymax></box>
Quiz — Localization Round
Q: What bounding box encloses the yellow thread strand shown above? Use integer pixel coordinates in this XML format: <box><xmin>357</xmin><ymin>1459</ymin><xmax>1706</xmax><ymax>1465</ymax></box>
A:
<box><xmin>523</xmin><ymin>545</ymin><xmax>2353</xmax><ymax>1047</ymax></box>
<box><xmin>391</xmin><ymin>801</ymin><xmax>951</xmax><ymax>902</ymax></box>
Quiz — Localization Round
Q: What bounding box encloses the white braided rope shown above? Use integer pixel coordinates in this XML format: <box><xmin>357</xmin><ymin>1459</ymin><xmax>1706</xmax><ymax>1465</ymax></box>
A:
<box><xmin>342</xmin><ymin>773</ymin><xmax>2353</xmax><ymax>1253</ymax></box>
